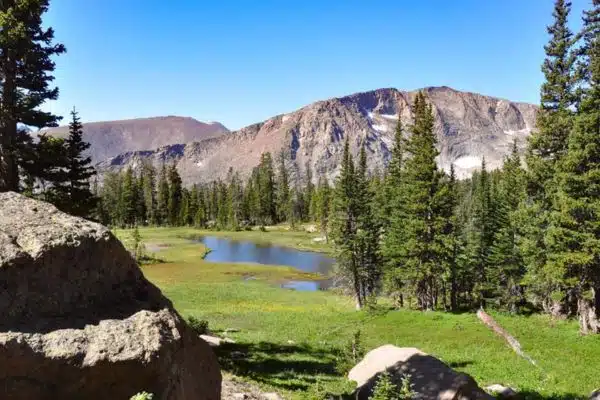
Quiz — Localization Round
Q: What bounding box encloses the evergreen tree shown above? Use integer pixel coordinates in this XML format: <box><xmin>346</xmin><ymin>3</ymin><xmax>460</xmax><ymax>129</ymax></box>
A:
<box><xmin>467</xmin><ymin>158</ymin><xmax>496</xmax><ymax>306</ymax></box>
<box><xmin>179</xmin><ymin>188</ymin><xmax>191</xmax><ymax>226</ymax></box>
<box><xmin>276</xmin><ymin>150</ymin><xmax>291</xmax><ymax>224</ymax></box>
<box><xmin>378</xmin><ymin>115</ymin><xmax>405</xmax><ymax>229</ymax></box>
<box><xmin>381</xmin><ymin>115</ymin><xmax>407</xmax><ymax>307</ymax></box>
<box><xmin>314</xmin><ymin>175</ymin><xmax>331</xmax><ymax>241</ymax></box>
<box><xmin>141</xmin><ymin>161</ymin><xmax>157</xmax><ymax>225</ymax></box>
<box><xmin>523</xmin><ymin>0</ymin><xmax>579</xmax><ymax>316</ymax></box>
<box><xmin>120</xmin><ymin>167</ymin><xmax>137</xmax><ymax>227</ymax></box>
<box><xmin>56</xmin><ymin>108</ymin><xmax>96</xmax><ymax>217</ymax></box>
<box><xmin>157</xmin><ymin>163</ymin><xmax>169</xmax><ymax>225</ymax></box>
<box><xmin>100</xmin><ymin>172</ymin><xmax>122</xmax><ymax>226</ymax></box>
<box><xmin>0</xmin><ymin>0</ymin><xmax>66</xmax><ymax>192</ymax></box>
<box><xmin>167</xmin><ymin>163</ymin><xmax>182</xmax><ymax>226</ymax></box>
<box><xmin>188</xmin><ymin>185</ymin><xmax>200</xmax><ymax>226</ymax></box>
<box><xmin>134</xmin><ymin>169</ymin><xmax>146</xmax><ymax>224</ymax></box>
<box><xmin>547</xmin><ymin>0</ymin><xmax>600</xmax><ymax>334</ymax></box>
<box><xmin>21</xmin><ymin>133</ymin><xmax>68</xmax><ymax>203</ymax></box>
<box><xmin>489</xmin><ymin>142</ymin><xmax>527</xmax><ymax>312</ymax></box>
<box><xmin>382</xmin><ymin>92</ymin><xmax>447</xmax><ymax>310</ymax></box>
<box><xmin>257</xmin><ymin>152</ymin><xmax>276</xmax><ymax>225</ymax></box>
<box><xmin>331</xmin><ymin>137</ymin><xmax>364</xmax><ymax>309</ymax></box>
<box><xmin>304</xmin><ymin>161</ymin><xmax>315</xmax><ymax>221</ymax></box>
<box><xmin>355</xmin><ymin>142</ymin><xmax>382</xmax><ymax>301</ymax></box>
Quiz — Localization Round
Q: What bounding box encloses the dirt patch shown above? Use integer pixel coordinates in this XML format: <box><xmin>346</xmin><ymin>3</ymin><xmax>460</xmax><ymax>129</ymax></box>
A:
<box><xmin>222</xmin><ymin>374</ymin><xmax>283</xmax><ymax>399</ymax></box>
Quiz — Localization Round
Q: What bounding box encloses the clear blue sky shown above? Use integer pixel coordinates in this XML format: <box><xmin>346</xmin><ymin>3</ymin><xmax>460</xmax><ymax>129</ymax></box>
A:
<box><xmin>43</xmin><ymin>0</ymin><xmax>589</xmax><ymax>130</ymax></box>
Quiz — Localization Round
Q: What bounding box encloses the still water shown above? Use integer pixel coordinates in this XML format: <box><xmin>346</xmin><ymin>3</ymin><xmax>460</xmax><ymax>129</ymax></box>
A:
<box><xmin>197</xmin><ymin>236</ymin><xmax>335</xmax><ymax>291</ymax></box>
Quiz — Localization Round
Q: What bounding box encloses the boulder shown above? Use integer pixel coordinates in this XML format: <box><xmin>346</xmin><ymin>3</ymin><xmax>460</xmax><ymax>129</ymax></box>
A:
<box><xmin>0</xmin><ymin>192</ymin><xmax>221</xmax><ymax>399</ymax></box>
<box><xmin>348</xmin><ymin>345</ymin><xmax>492</xmax><ymax>400</ymax></box>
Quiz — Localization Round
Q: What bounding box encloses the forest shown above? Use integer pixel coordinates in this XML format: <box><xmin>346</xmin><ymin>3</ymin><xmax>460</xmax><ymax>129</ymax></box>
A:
<box><xmin>1</xmin><ymin>0</ymin><xmax>599</xmax><ymax>337</ymax></box>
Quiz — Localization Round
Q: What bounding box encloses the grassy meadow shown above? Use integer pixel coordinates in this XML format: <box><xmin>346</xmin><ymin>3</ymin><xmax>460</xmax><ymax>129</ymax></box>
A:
<box><xmin>115</xmin><ymin>226</ymin><xmax>600</xmax><ymax>399</ymax></box>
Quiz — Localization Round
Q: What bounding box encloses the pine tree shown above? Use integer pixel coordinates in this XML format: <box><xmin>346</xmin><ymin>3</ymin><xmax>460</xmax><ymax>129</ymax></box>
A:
<box><xmin>167</xmin><ymin>163</ymin><xmax>183</xmax><ymax>226</ymax></box>
<box><xmin>134</xmin><ymin>170</ymin><xmax>146</xmax><ymax>224</ymax></box>
<box><xmin>157</xmin><ymin>163</ymin><xmax>169</xmax><ymax>225</ymax></box>
<box><xmin>304</xmin><ymin>161</ymin><xmax>315</xmax><ymax>221</ymax></box>
<box><xmin>258</xmin><ymin>152</ymin><xmax>276</xmax><ymax>225</ymax></box>
<box><xmin>275</xmin><ymin>150</ymin><xmax>291</xmax><ymax>224</ymax></box>
<box><xmin>21</xmin><ymin>133</ymin><xmax>68</xmax><ymax>204</ymax></box>
<box><xmin>379</xmin><ymin>116</ymin><xmax>404</xmax><ymax>230</ymax></box>
<box><xmin>179</xmin><ymin>188</ymin><xmax>191</xmax><ymax>226</ymax></box>
<box><xmin>100</xmin><ymin>172</ymin><xmax>122</xmax><ymax>226</ymax></box>
<box><xmin>381</xmin><ymin>115</ymin><xmax>407</xmax><ymax>307</ymax></box>
<box><xmin>120</xmin><ymin>167</ymin><xmax>137</xmax><ymax>227</ymax></box>
<box><xmin>141</xmin><ymin>161</ymin><xmax>157</xmax><ymax>225</ymax></box>
<box><xmin>383</xmin><ymin>92</ymin><xmax>448</xmax><ymax>310</ymax></box>
<box><xmin>58</xmin><ymin>108</ymin><xmax>97</xmax><ymax>217</ymax></box>
<box><xmin>489</xmin><ymin>142</ymin><xmax>527</xmax><ymax>312</ymax></box>
<box><xmin>547</xmin><ymin>0</ymin><xmax>600</xmax><ymax>334</ymax></box>
<box><xmin>331</xmin><ymin>136</ymin><xmax>363</xmax><ymax>309</ymax></box>
<box><xmin>314</xmin><ymin>175</ymin><xmax>331</xmax><ymax>241</ymax></box>
<box><xmin>355</xmin><ymin>142</ymin><xmax>382</xmax><ymax>301</ymax></box>
<box><xmin>523</xmin><ymin>0</ymin><xmax>579</xmax><ymax>316</ymax></box>
<box><xmin>0</xmin><ymin>0</ymin><xmax>66</xmax><ymax>192</ymax></box>
<box><xmin>467</xmin><ymin>158</ymin><xmax>496</xmax><ymax>306</ymax></box>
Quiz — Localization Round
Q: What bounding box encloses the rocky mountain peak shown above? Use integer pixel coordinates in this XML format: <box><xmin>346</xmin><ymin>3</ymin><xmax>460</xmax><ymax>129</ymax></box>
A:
<box><xmin>96</xmin><ymin>87</ymin><xmax>537</xmax><ymax>185</ymax></box>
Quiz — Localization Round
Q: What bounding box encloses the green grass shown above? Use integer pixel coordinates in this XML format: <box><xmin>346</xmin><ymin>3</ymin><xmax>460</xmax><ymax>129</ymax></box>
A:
<box><xmin>116</xmin><ymin>227</ymin><xmax>600</xmax><ymax>399</ymax></box>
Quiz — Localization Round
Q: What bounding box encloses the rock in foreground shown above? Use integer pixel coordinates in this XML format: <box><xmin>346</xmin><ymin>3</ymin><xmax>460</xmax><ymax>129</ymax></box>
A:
<box><xmin>349</xmin><ymin>345</ymin><xmax>491</xmax><ymax>400</ymax></box>
<box><xmin>0</xmin><ymin>192</ymin><xmax>221</xmax><ymax>400</ymax></box>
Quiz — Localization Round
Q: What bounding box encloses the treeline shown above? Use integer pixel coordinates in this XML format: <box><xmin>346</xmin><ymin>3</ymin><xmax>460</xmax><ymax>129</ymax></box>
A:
<box><xmin>96</xmin><ymin>152</ymin><xmax>333</xmax><ymax>231</ymax></box>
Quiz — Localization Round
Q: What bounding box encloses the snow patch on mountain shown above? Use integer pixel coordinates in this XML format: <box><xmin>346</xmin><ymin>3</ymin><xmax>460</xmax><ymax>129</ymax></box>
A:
<box><xmin>372</xmin><ymin>124</ymin><xmax>388</xmax><ymax>132</ymax></box>
<box><xmin>453</xmin><ymin>155</ymin><xmax>482</xmax><ymax>169</ymax></box>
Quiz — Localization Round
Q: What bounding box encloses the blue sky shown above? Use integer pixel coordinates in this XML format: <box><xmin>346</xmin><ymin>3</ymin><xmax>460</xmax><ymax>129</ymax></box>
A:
<box><xmin>43</xmin><ymin>0</ymin><xmax>589</xmax><ymax>130</ymax></box>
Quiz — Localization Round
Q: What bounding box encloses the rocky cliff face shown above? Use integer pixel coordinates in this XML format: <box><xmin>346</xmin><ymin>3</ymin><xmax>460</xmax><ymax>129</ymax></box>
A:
<box><xmin>43</xmin><ymin>115</ymin><xmax>229</xmax><ymax>164</ymax></box>
<box><xmin>0</xmin><ymin>192</ymin><xmax>221</xmax><ymax>399</ymax></box>
<box><xmin>97</xmin><ymin>87</ymin><xmax>537</xmax><ymax>184</ymax></box>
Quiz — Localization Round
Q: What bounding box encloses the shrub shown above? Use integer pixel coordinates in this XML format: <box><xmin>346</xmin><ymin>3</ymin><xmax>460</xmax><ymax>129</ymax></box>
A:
<box><xmin>369</xmin><ymin>372</ymin><xmax>416</xmax><ymax>400</ymax></box>
<box><xmin>130</xmin><ymin>392</ymin><xmax>154</xmax><ymax>400</ymax></box>
<box><xmin>370</xmin><ymin>372</ymin><xmax>398</xmax><ymax>400</ymax></box>
<box><xmin>336</xmin><ymin>330</ymin><xmax>366</xmax><ymax>374</ymax></box>
<box><xmin>187</xmin><ymin>316</ymin><xmax>209</xmax><ymax>335</ymax></box>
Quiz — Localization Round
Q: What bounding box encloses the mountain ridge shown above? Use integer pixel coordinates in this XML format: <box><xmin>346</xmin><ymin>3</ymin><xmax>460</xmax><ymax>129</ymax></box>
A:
<box><xmin>96</xmin><ymin>86</ymin><xmax>538</xmax><ymax>184</ymax></box>
<box><xmin>43</xmin><ymin>115</ymin><xmax>229</xmax><ymax>163</ymax></box>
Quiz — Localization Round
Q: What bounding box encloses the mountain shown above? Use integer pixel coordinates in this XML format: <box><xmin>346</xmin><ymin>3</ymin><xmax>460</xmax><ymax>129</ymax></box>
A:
<box><xmin>97</xmin><ymin>87</ymin><xmax>537</xmax><ymax>184</ymax></box>
<box><xmin>42</xmin><ymin>116</ymin><xmax>229</xmax><ymax>163</ymax></box>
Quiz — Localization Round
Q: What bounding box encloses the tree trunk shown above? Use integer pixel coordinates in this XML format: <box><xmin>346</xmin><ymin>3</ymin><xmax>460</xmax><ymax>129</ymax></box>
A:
<box><xmin>450</xmin><ymin>271</ymin><xmax>458</xmax><ymax>311</ymax></box>
<box><xmin>0</xmin><ymin>50</ymin><xmax>18</xmax><ymax>192</ymax></box>
<box><xmin>578</xmin><ymin>287</ymin><xmax>600</xmax><ymax>335</ymax></box>
<box><xmin>352</xmin><ymin>264</ymin><xmax>363</xmax><ymax>310</ymax></box>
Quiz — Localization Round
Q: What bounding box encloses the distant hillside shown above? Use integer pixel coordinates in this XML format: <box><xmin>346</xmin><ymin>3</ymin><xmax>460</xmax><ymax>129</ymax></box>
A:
<box><xmin>43</xmin><ymin>116</ymin><xmax>229</xmax><ymax>163</ymax></box>
<box><xmin>97</xmin><ymin>87</ymin><xmax>537</xmax><ymax>185</ymax></box>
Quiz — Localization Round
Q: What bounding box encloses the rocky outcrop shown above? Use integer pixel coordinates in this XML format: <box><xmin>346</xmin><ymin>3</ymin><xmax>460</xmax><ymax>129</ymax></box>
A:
<box><xmin>348</xmin><ymin>345</ymin><xmax>491</xmax><ymax>400</ymax></box>
<box><xmin>42</xmin><ymin>115</ymin><xmax>229</xmax><ymax>164</ymax></box>
<box><xmin>0</xmin><ymin>192</ymin><xmax>221</xmax><ymax>399</ymax></box>
<box><xmin>97</xmin><ymin>86</ymin><xmax>537</xmax><ymax>185</ymax></box>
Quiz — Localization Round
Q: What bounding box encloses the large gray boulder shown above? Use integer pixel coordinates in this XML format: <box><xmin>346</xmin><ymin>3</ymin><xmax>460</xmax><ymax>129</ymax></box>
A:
<box><xmin>349</xmin><ymin>345</ymin><xmax>492</xmax><ymax>400</ymax></box>
<box><xmin>0</xmin><ymin>192</ymin><xmax>221</xmax><ymax>399</ymax></box>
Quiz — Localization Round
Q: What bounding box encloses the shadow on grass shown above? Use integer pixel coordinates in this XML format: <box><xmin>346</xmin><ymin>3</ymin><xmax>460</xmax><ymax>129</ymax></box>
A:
<box><xmin>215</xmin><ymin>341</ymin><xmax>340</xmax><ymax>391</ymax></box>
<box><xmin>516</xmin><ymin>392</ymin><xmax>585</xmax><ymax>400</ymax></box>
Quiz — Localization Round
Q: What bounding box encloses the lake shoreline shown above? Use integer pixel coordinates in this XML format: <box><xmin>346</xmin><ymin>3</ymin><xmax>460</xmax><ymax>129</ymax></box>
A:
<box><xmin>192</xmin><ymin>234</ymin><xmax>336</xmax><ymax>291</ymax></box>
